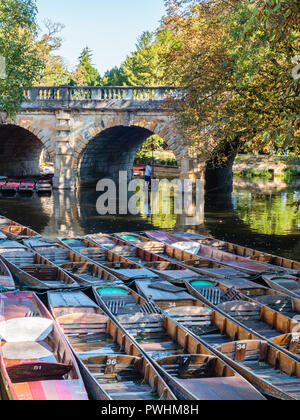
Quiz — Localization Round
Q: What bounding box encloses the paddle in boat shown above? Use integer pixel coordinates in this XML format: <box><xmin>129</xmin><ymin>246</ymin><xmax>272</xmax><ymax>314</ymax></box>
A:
<box><xmin>47</xmin><ymin>291</ymin><xmax>176</xmax><ymax>400</ymax></box>
<box><xmin>0</xmin><ymin>291</ymin><xmax>88</xmax><ymax>400</ymax></box>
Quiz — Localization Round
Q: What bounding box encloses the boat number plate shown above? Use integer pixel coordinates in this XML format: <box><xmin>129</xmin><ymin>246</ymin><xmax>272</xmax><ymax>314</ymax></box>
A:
<box><xmin>237</xmin><ymin>344</ymin><xmax>247</xmax><ymax>351</ymax></box>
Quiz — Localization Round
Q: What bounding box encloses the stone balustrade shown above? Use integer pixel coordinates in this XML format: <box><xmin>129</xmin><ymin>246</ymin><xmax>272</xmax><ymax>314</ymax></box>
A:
<box><xmin>22</xmin><ymin>86</ymin><xmax>182</xmax><ymax>110</ymax></box>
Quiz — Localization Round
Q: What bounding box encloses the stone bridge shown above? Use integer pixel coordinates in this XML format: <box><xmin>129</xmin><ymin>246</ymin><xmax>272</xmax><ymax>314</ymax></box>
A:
<box><xmin>0</xmin><ymin>86</ymin><xmax>231</xmax><ymax>191</ymax></box>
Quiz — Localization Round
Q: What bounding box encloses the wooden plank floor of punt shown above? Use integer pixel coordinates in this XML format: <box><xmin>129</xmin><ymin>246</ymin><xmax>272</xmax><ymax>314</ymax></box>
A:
<box><xmin>58</xmin><ymin>236</ymin><xmax>158</xmax><ymax>281</ymax></box>
<box><xmin>173</xmin><ymin>231</ymin><xmax>300</xmax><ymax>272</ymax></box>
<box><xmin>135</xmin><ymin>279</ymin><xmax>199</xmax><ymax>311</ymax></box>
<box><xmin>186</xmin><ymin>277</ymin><xmax>300</xmax><ymax>322</ymax></box>
<box><xmin>61</xmin><ymin>235</ymin><xmax>193</xmax><ymax>283</ymax></box>
<box><xmin>112</xmin><ymin>311</ymin><xmax>265</xmax><ymax>400</ymax></box>
<box><xmin>87</xmin><ymin>233</ymin><xmax>201</xmax><ymax>284</ymax></box>
<box><xmin>0</xmin><ymin>248</ymin><xmax>79</xmax><ymax>290</ymax></box>
<box><xmin>24</xmin><ymin>238</ymin><xmax>124</xmax><ymax>287</ymax></box>
<box><xmin>48</xmin><ymin>291</ymin><xmax>176</xmax><ymax>401</ymax></box>
<box><xmin>112</xmin><ymin>232</ymin><xmax>250</xmax><ymax>281</ymax></box>
<box><xmin>145</xmin><ymin>231</ymin><xmax>296</xmax><ymax>276</ymax></box>
<box><xmin>164</xmin><ymin>306</ymin><xmax>300</xmax><ymax>400</ymax></box>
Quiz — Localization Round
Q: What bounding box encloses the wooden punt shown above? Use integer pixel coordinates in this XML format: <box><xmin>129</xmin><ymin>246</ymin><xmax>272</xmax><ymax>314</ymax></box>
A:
<box><xmin>0</xmin><ymin>248</ymin><xmax>79</xmax><ymax>290</ymax></box>
<box><xmin>88</xmin><ymin>233</ymin><xmax>206</xmax><ymax>284</ymax></box>
<box><xmin>0</xmin><ymin>258</ymin><xmax>15</xmax><ymax>292</ymax></box>
<box><xmin>2</xmin><ymin>181</ymin><xmax>20</xmax><ymax>193</ymax></box>
<box><xmin>0</xmin><ymin>216</ymin><xmax>41</xmax><ymax>241</ymax></box>
<box><xmin>186</xmin><ymin>277</ymin><xmax>300</xmax><ymax>322</ymax></box>
<box><xmin>47</xmin><ymin>291</ymin><xmax>176</xmax><ymax>400</ymax></box>
<box><xmin>216</xmin><ymin>340</ymin><xmax>300</xmax><ymax>400</ymax></box>
<box><xmin>117</xmin><ymin>232</ymin><xmax>251</xmax><ymax>280</ymax></box>
<box><xmin>0</xmin><ymin>291</ymin><xmax>88</xmax><ymax>400</ymax></box>
<box><xmin>145</xmin><ymin>231</ymin><xmax>294</xmax><ymax>276</ymax></box>
<box><xmin>135</xmin><ymin>279</ymin><xmax>199</xmax><ymax>311</ymax></box>
<box><xmin>174</xmin><ymin>231</ymin><xmax>300</xmax><ymax>272</ymax></box>
<box><xmin>24</xmin><ymin>239</ymin><xmax>123</xmax><ymax>288</ymax></box>
<box><xmin>19</xmin><ymin>182</ymin><xmax>35</xmax><ymax>194</ymax></box>
<box><xmin>262</xmin><ymin>275</ymin><xmax>300</xmax><ymax>299</ymax></box>
<box><xmin>110</xmin><ymin>309</ymin><xmax>265</xmax><ymax>400</ymax></box>
<box><xmin>165</xmin><ymin>306</ymin><xmax>300</xmax><ymax>399</ymax></box>
<box><xmin>58</xmin><ymin>236</ymin><xmax>158</xmax><ymax>282</ymax></box>
<box><xmin>214</xmin><ymin>301</ymin><xmax>300</xmax><ymax>355</ymax></box>
<box><xmin>36</xmin><ymin>180</ymin><xmax>52</xmax><ymax>194</ymax></box>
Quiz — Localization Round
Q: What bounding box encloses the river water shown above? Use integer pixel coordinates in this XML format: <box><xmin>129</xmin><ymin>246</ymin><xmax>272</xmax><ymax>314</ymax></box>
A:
<box><xmin>0</xmin><ymin>177</ymin><xmax>299</xmax><ymax>261</ymax></box>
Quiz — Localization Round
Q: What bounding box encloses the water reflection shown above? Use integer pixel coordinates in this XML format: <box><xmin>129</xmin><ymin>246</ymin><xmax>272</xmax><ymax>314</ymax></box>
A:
<box><xmin>0</xmin><ymin>177</ymin><xmax>298</xmax><ymax>260</ymax></box>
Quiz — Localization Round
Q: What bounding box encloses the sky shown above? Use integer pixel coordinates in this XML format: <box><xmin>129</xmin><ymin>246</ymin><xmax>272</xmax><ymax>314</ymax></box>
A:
<box><xmin>36</xmin><ymin>0</ymin><xmax>166</xmax><ymax>74</ymax></box>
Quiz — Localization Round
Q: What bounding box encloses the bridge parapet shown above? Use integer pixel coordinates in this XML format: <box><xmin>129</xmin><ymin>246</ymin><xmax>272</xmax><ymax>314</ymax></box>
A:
<box><xmin>22</xmin><ymin>86</ymin><xmax>182</xmax><ymax>110</ymax></box>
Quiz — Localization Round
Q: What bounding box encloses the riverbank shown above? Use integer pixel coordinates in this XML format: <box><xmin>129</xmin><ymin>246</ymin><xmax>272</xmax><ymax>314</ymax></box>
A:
<box><xmin>233</xmin><ymin>155</ymin><xmax>300</xmax><ymax>179</ymax></box>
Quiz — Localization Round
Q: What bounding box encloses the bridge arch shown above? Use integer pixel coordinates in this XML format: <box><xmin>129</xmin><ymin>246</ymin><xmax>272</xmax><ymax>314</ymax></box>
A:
<box><xmin>0</xmin><ymin>121</ymin><xmax>54</xmax><ymax>177</ymax></box>
<box><xmin>73</xmin><ymin>116</ymin><xmax>187</xmax><ymax>186</ymax></box>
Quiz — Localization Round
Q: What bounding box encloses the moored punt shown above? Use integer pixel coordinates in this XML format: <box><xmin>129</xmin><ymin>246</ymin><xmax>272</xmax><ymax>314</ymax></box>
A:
<box><xmin>165</xmin><ymin>306</ymin><xmax>300</xmax><ymax>400</ymax></box>
<box><xmin>111</xmin><ymin>310</ymin><xmax>265</xmax><ymax>400</ymax></box>
<box><xmin>0</xmin><ymin>259</ymin><xmax>15</xmax><ymax>291</ymax></box>
<box><xmin>48</xmin><ymin>291</ymin><xmax>176</xmax><ymax>401</ymax></box>
<box><xmin>145</xmin><ymin>231</ymin><xmax>294</xmax><ymax>276</ymax></box>
<box><xmin>58</xmin><ymin>236</ymin><xmax>158</xmax><ymax>282</ymax></box>
<box><xmin>36</xmin><ymin>180</ymin><xmax>52</xmax><ymax>194</ymax></box>
<box><xmin>1</xmin><ymin>181</ymin><xmax>20</xmax><ymax>193</ymax></box>
<box><xmin>186</xmin><ymin>277</ymin><xmax>300</xmax><ymax>321</ymax></box>
<box><xmin>262</xmin><ymin>275</ymin><xmax>300</xmax><ymax>299</ymax></box>
<box><xmin>0</xmin><ymin>291</ymin><xmax>88</xmax><ymax>400</ymax></box>
<box><xmin>19</xmin><ymin>182</ymin><xmax>35</xmax><ymax>194</ymax></box>
<box><xmin>23</xmin><ymin>238</ymin><xmax>123</xmax><ymax>287</ymax></box>
<box><xmin>135</xmin><ymin>279</ymin><xmax>199</xmax><ymax>311</ymax></box>
<box><xmin>174</xmin><ymin>231</ymin><xmax>300</xmax><ymax>272</ymax></box>
<box><xmin>89</xmin><ymin>234</ymin><xmax>209</xmax><ymax>284</ymax></box>
<box><xmin>115</xmin><ymin>232</ymin><xmax>250</xmax><ymax>279</ymax></box>
<box><xmin>214</xmin><ymin>301</ymin><xmax>300</xmax><ymax>359</ymax></box>
<box><xmin>0</xmin><ymin>248</ymin><xmax>79</xmax><ymax>290</ymax></box>
<box><xmin>0</xmin><ymin>216</ymin><xmax>41</xmax><ymax>241</ymax></box>
<box><xmin>216</xmin><ymin>340</ymin><xmax>300</xmax><ymax>400</ymax></box>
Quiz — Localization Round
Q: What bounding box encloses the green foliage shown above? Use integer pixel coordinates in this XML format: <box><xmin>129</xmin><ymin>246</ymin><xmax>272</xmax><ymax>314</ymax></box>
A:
<box><xmin>0</xmin><ymin>0</ymin><xmax>44</xmax><ymax>116</ymax></box>
<box><xmin>162</xmin><ymin>0</ymin><xmax>300</xmax><ymax>162</ymax></box>
<box><xmin>71</xmin><ymin>47</ymin><xmax>101</xmax><ymax>86</ymax></box>
<box><xmin>120</xmin><ymin>30</ymin><xmax>178</xmax><ymax>86</ymax></box>
<box><xmin>100</xmin><ymin>66</ymin><xmax>125</xmax><ymax>86</ymax></box>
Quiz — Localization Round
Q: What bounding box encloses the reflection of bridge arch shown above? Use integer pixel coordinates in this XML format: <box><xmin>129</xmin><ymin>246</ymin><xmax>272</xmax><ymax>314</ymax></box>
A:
<box><xmin>73</xmin><ymin>116</ymin><xmax>186</xmax><ymax>186</ymax></box>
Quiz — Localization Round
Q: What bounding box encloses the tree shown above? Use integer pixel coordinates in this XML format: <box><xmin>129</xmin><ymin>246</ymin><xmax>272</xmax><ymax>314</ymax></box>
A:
<box><xmin>36</xmin><ymin>19</ymin><xmax>70</xmax><ymax>86</ymax></box>
<box><xmin>161</xmin><ymin>0</ymin><xmax>300</xmax><ymax>162</ymax></box>
<box><xmin>121</xmin><ymin>30</ymin><xmax>178</xmax><ymax>86</ymax></box>
<box><xmin>71</xmin><ymin>47</ymin><xmax>100</xmax><ymax>86</ymax></box>
<box><xmin>0</xmin><ymin>0</ymin><xmax>44</xmax><ymax>116</ymax></box>
<box><xmin>100</xmin><ymin>66</ymin><xmax>125</xmax><ymax>86</ymax></box>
